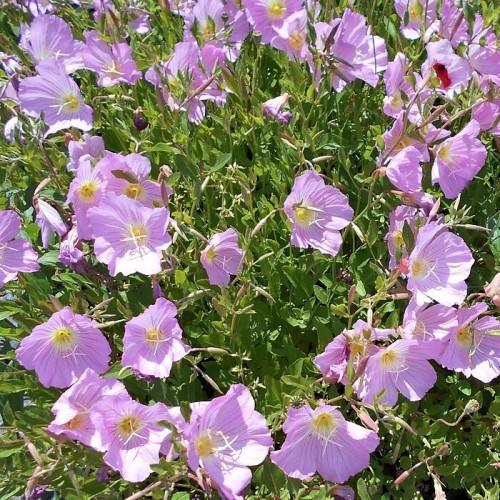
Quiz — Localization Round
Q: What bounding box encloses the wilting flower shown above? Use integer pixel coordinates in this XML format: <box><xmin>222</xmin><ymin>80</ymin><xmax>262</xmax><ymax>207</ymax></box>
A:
<box><xmin>58</xmin><ymin>223</ymin><xmax>86</xmax><ymax>271</ymax></box>
<box><xmin>401</xmin><ymin>298</ymin><xmax>457</xmax><ymax>354</ymax></box>
<box><xmin>18</xmin><ymin>59</ymin><xmax>93</xmax><ymax>136</ymax></box>
<box><xmin>485</xmin><ymin>273</ymin><xmax>500</xmax><ymax>307</ymax></box>
<box><xmin>270</xmin><ymin>403</ymin><xmax>379</xmax><ymax>483</ymax></box>
<box><xmin>243</xmin><ymin>0</ymin><xmax>303</xmax><ymax>43</ymax></box>
<box><xmin>314</xmin><ymin>320</ymin><xmax>394</xmax><ymax>384</ymax></box>
<box><xmin>66</xmin><ymin>157</ymin><xmax>107</xmax><ymax>240</ymax></box>
<box><xmin>47</xmin><ymin>369</ymin><xmax>127</xmax><ymax>450</ymax></box>
<box><xmin>0</xmin><ymin>210</ymin><xmax>40</xmax><ymax>287</ymax></box>
<box><xmin>284</xmin><ymin>170</ymin><xmax>353</xmax><ymax>256</ymax></box>
<box><xmin>406</xmin><ymin>222</ymin><xmax>474</xmax><ymax>306</ymax></box>
<box><xmin>88</xmin><ymin>195</ymin><xmax>172</xmax><ymax>276</ymax></box>
<box><xmin>16</xmin><ymin>307</ymin><xmax>111</xmax><ymax>388</ymax></box>
<box><xmin>422</xmin><ymin>39</ymin><xmax>471</xmax><ymax>94</ymax></box>
<box><xmin>200</xmin><ymin>228</ymin><xmax>244</xmax><ymax>286</ymax></box>
<box><xmin>121</xmin><ymin>298</ymin><xmax>191</xmax><ymax>378</ymax></box>
<box><xmin>271</xmin><ymin>10</ymin><xmax>311</xmax><ymax>62</ymax></box>
<box><xmin>91</xmin><ymin>396</ymin><xmax>175</xmax><ymax>482</ymax></box>
<box><xmin>394</xmin><ymin>0</ymin><xmax>436</xmax><ymax>39</ymax></box>
<box><xmin>82</xmin><ymin>31</ymin><xmax>141</xmax><ymax>87</ymax></box>
<box><xmin>184</xmin><ymin>384</ymin><xmax>273</xmax><ymax>499</ymax></box>
<box><xmin>20</xmin><ymin>14</ymin><xmax>84</xmax><ymax>73</ymax></box>
<box><xmin>357</xmin><ymin>339</ymin><xmax>437</xmax><ymax>406</ymax></box>
<box><xmin>262</xmin><ymin>93</ymin><xmax>292</xmax><ymax>123</ymax></box>
<box><xmin>432</xmin><ymin>120</ymin><xmax>487</xmax><ymax>199</ymax></box>
<box><xmin>35</xmin><ymin>199</ymin><xmax>68</xmax><ymax>248</ymax></box>
<box><xmin>439</xmin><ymin>303</ymin><xmax>500</xmax><ymax>383</ymax></box>
<box><xmin>67</xmin><ymin>134</ymin><xmax>105</xmax><ymax>172</ymax></box>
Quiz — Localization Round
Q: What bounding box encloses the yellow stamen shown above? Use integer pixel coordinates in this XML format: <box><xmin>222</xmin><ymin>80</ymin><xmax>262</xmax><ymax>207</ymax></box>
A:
<box><xmin>63</xmin><ymin>94</ymin><xmax>81</xmax><ymax>112</ymax></box>
<box><xmin>78</xmin><ymin>181</ymin><xmax>99</xmax><ymax>202</ymax></box>
<box><xmin>117</xmin><ymin>415</ymin><xmax>142</xmax><ymax>438</ymax></box>
<box><xmin>52</xmin><ymin>327</ymin><xmax>76</xmax><ymax>350</ymax></box>
<box><xmin>128</xmin><ymin>224</ymin><xmax>148</xmax><ymax>246</ymax></box>
<box><xmin>204</xmin><ymin>247</ymin><xmax>217</xmax><ymax>262</ymax></box>
<box><xmin>267</xmin><ymin>0</ymin><xmax>286</xmax><ymax>20</ymax></box>
<box><xmin>311</xmin><ymin>411</ymin><xmax>337</xmax><ymax>438</ymax></box>
<box><xmin>411</xmin><ymin>258</ymin><xmax>430</xmax><ymax>279</ymax></box>
<box><xmin>293</xmin><ymin>206</ymin><xmax>315</xmax><ymax>227</ymax></box>
<box><xmin>124</xmin><ymin>183</ymin><xmax>145</xmax><ymax>201</ymax></box>
<box><xmin>456</xmin><ymin>325</ymin><xmax>473</xmax><ymax>348</ymax></box>
<box><xmin>196</xmin><ymin>434</ymin><xmax>213</xmax><ymax>457</ymax></box>
<box><xmin>393</xmin><ymin>230</ymin><xmax>404</xmax><ymax>249</ymax></box>
<box><xmin>379</xmin><ymin>348</ymin><xmax>403</xmax><ymax>371</ymax></box>
<box><xmin>289</xmin><ymin>31</ymin><xmax>303</xmax><ymax>51</ymax></box>
<box><xmin>145</xmin><ymin>328</ymin><xmax>163</xmax><ymax>344</ymax></box>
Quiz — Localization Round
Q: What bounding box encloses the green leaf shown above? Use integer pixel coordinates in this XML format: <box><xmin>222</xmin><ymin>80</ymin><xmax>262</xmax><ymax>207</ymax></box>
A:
<box><xmin>357</xmin><ymin>478</ymin><xmax>371</xmax><ymax>500</ymax></box>
<box><xmin>209</xmin><ymin>153</ymin><xmax>232</xmax><ymax>172</ymax></box>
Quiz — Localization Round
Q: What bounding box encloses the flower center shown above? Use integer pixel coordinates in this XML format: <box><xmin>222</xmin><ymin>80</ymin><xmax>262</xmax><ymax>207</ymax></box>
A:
<box><xmin>411</xmin><ymin>258</ymin><xmax>431</xmax><ymax>279</ymax></box>
<box><xmin>127</xmin><ymin>224</ymin><xmax>148</xmax><ymax>246</ymax></box>
<box><xmin>105</xmin><ymin>61</ymin><xmax>123</xmax><ymax>78</ymax></box>
<box><xmin>393</xmin><ymin>230</ymin><xmax>404</xmax><ymax>249</ymax></box>
<box><xmin>433</xmin><ymin>63</ymin><xmax>451</xmax><ymax>89</ymax></box>
<box><xmin>311</xmin><ymin>411</ymin><xmax>337</xmax><ymax>439</ymax></box>
<box><xmin>51</xmin><ymin>326</ymin><xmax>77</xmax><ymax>351</ymax></box>
<box><xmin>293</xmin><ymin>206</ymin><xmax>315</xmax><ymax>227</ymax></box>
<box><xmin>145</xmin><ymin>328</ymin><xmax>164</xmax><ymax>344</ymax></box>
<box><xmin>267</xmin><ymin>0</ymin><xmax>286</xmax><ymax>20</ymax></box>
<box><xmin>456</xmin><ymin>325</ymin><xmax>473</xmax><ymax>347</ymax></box>
<box><xmin>78</xmin><ymin>181</ymin><xmax>99</xmax><ymax>202</ymax></box>
<box><xmin>196</xmin><ymin>433</ymin><xmax>214</xmax><ymax>457</ymax></box>
<box><xmin>204</xmin><ymin>247</ymin><xmax>217</xmax><ymax>262</ymax></box>
<box><xmin>348</xmin><ymin>336</ymin><xmax>367</xmax><ymax>358</ymax></box>
<box><xmin>438</xmin><ymin>143</ymin><xmax>457</xmax><ymax>168</ymax></box>
<box><xmin>124</xmin><ymin>183</ymin><xmax>145</xmax><ymax>201</ymax></box>
<box><xmin>408</xmin><ymin>1</ymin><xmax>423</xmax><ymax>21</ymax></box>
<box><xmin>65</xmin><ymin>412</ymin><xmax>87</xmax><ymax>431</ymax></box>
<box><xmin>413</xmin><ymin>320</ymin><xmax>426</xmax><ymax>338</ymax></box>
<box><xmin>289</xmin><ymin>31</ymin><xmax>303</xmax><ymax>51</ymax></box>
<box><xmin>379</xmin><ymin>348</ymin><xmax>404</xmax><ymax>371</ymax></box>
<box><xmin>202</xmin><ymin>22</ymin><xmax>215</xmax><ymax>42</ymax></box>
<box><xmin>117</xmin><ymin>415</ymin><xmax>142</xmax><ymax>438</ymax></box>
<box><xmin>63</xmin><ymin>94</ymin><xmax>81</xmax><ymax>112</ymax></box>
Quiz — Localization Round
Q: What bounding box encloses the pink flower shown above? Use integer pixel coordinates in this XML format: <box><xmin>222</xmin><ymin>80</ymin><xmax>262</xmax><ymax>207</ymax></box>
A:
<box><xmin>82</xmin><ymin>31</ymin><xmax>141</xmax><ymax>87</ymax></box>
<box><xmin>47</xmin><ymin>369</ymin><xmax>127</xmax><ymax>451</ymax></box>
<box><xmin>66</xmin><ymin>157</ymin><xmax>107</xmax><ymax>240</ymax></box>
<box><xmin>484</xmin><ymin>273</ymin><xmax>500</xmax><ymax>307</ymax></box>
<box><xmin>270</xmin><ymin>403</ymin><xmax>379</xmax><ymax>483</ymax></box>
<box><xmin>439</xmin><ymin>303</ymin><xmax>500</xmax><ymax>383</ymax></box>
<box><xmin>384</xmin><ymin>145</ymin><xmax>424</xmax><ymax>193</ymax></box>
<box><xmin>271</xmin><ymin>10</ymin><xmax>311</xmax><ymax>62</ymax></box>
<box><xmin>406</xmin><ymin>222</ymin><xmax>474</xmax><ymax>306</ymax></box>
<box><xmin>20</xmin><ymin>14</ymin><xmax>84</xmax><ymax>73</ymax></box>
<box><xmin>437</xmin><ymin>0</ymin><xmax>470</xmax><ymax>48</ymax></box>
<box><xmin>0</xmin><ymin>210</ymin><xmax>40</xmax><ymax>287</ymax></box>
<box><xmin>35</xmin><ymin>198</ymin><xmax>68</xmax><ymax>248</ymax></box>
<box><xmin>262</xmin><ymin>93</ymin><xmax>292</xmax><ymax>123</ymax></box>
<box><xmin>243</xmin><ymin>0</ymin><xmax>303</xmax><ymax>44</ymax></box>
<box><xmin>58</xmin><ymin>224</ymin><xmax>86</xmax><ymax>270</ymax></box>
<box><xmin>88</xmin><ymin>195</ymin><xmax>172</xmax><ymax>276</ymax></box>
<box><xmin>467</xmin><ymin>15</ymin><xmax>500</xmax><ymax>84</ymax></box>
<box><xmin>121</xmin><ymin>298</ymin><xmax>191</xmax><ymax>378</ymax></box>
<box><xmin>19</xmin><ymin>59</ymin><xmax>93</xmax><ymax>136</ymax></box>
<box><xmin>200</xmin><ymin>228</ymin><xmax>244</xmax><ymax>286</ymax></box>
<box><xmin>357</xmin><ymin>339</ymin><xmax>437</xmax><ymax>406</ymax></box>
<box><xmin>472</xmin><ymin>100</ymin><xmax>500</xmax><ymax>136</ymax></box>
<box><xmin>184</xmin><ymin>384</ymin><xmax>273</xmax><ymax>499</ymax></box>
<box><xmin>284</xmin><ymin>170</ymin><xmax>353</xmax><ymax>256</ymax></box>
<box><xmin>16</xmin><ymin>307</ymin><xmax>111</xmax><ymax>388</ymax></box>
<box><xmin>431</xmin><ymin>120</ymin><xmax>487</xmax><ymax>199</ymax></box>
<box><xmin>394</xmin><ymin>0</ymin><xmax>436</xmax><ymax>39</ymax></box>
<box><xmin>91</xmin><ymin>396</ymin><xmax>175</xmax><ymax>482</ymax></box>
<box><xmin>314</xmin><ymin>320</ymin><xmax>394</xmax><ymax>384</ymax></box>
<box><xmin>67</xmin><ymin>134</ymin><xmax>105</xmax><ymax>172</ymax></box>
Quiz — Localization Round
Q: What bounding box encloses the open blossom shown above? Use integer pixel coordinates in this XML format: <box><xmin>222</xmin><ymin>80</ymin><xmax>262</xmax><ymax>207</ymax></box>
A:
<box><xmin>422</xmin><ymin>40</ymin><xmax>472</xmax><ymax>95</ymax></box>
<box><xmin>357</xmin><ymin>339</ymin><xmax>437</xmax><ymax>406</ymax></box>
<box><xmin>472</xmin><ymin>100</ymin><xmax>500</xmax><ymax>136</ymax></box>
<box><xmin>315</xmin><ymin>10</ymin><xmax>388</xmax><ymax>92</ymax></box>
<box><xmin>20</xmin><ymin>14</ymin><xmax>84</xmax><ymax>73</ymax></box>
<box><xmin>67</xmin><ymin>134</ymin><xmax>105</xmax><ymax>172</ymax></box>
<box><xmin>47</xmin><ymin>369</ymin><xmax>127</xmax><ymax>451</ymax></box>
<box><xmin>88</xmin><ymin>195</ymin><xmax>172</xmax><ymax>276</ymax></box>
<box><xmin>35</xmin><ymin>199</ymin><xmax>68</xmax><ymax>248</ymax></box>
<box><xmin>284</xmin><ymin>170</ymin><xmax>353</xmax><ymax>256</ymax></box>
<box><xmin>0</xmin><ymin>210</ymin><xmax>39</xmax><ymax>288</ymax></box>
<box><xmin>18</xmin><ymin>59</ymin><xmax>93</xmax><ymax>136</ymax></box>
<box><xmin>432</xmin><ymin>120</ymin><xmax>487</xmax><ymax>199</ymax></box>
<box><xmin>394</xmin><ymin>0</ymin><xmax>436</xmax><ymax>39</ymax></box>
<box><xmin>243</xmin><ymin>0</ymin><xmax>303</xmax><ymax>44</ymax></box>
<box><xmin>121</xmin><ymin>298</ymin><xmax>191</xmax><ymax>378</ymax></box>
<box><xmin>200</xmin><ymin>228</ymin><xmax>244</xmax><ymax>286</ymax></box>
<box><xmin>16</xmin><ymin>307</ymin><xmax>111</xmax><ymax>388</ymax></box>
<box><xmin>184</xmin><ymin>384</ymin><xmax>273</xmax><ymax>499</ymax></box>
<box><xmin>66</xmin><ymin>157</ymin><xmax>107</xmax><ymax>240</ymax></box>
<box><xmin>91</xmin><ymin>396</ymin><xmax>175</xmax><ymax>482</ymax></box>
<box><xmin>314</xmin><ymin>320</ymin><xmax>395</xmax><ymax>384</ymax></box>
<box><xmin>271</xmin><ymin>403</ymin><xmax>379</xmax><ymax>483</ymax></box>
<box><xmin>406</xmin><ymin>222</ymin><xmax>474</xmax><ymax>307</ymax></box>
<box><xmin>468</xmin><ymin>14</ymin><xmax>500</xmax><ymax>84</ymax></box>
<box><xmin>439</xmin><ymin>303</ymin><xmax>500</xmax><ymax>383</ymax></box>
<box><xmin>99</xmin><ymin>152</ymin><xmax>163</xmax><ymax>207</ymax></box>
<box><xmin>82</xmin><ymin>31</ymin><xmax>141</xmax><ymax>87</ymax></box>
<box><xmin>263</xmin><ymin>93</ymin><xmax>292</xmax><ymax>123</ymax></box>
<box><xmin>271</xmin><ymin>10</ymin><xmax>311</xmax><ymax>62</ymax></box>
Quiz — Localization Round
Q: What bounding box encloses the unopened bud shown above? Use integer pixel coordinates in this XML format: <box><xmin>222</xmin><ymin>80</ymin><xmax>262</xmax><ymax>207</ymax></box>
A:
<box><xmin>464</xmin><ymin>399</ymin><xmax>480</xmax><ymax>414</ymax></box>
<box><xmin>393</xmin><ymin>470</ymin><xmax>410</xmax><ymax>486</ymax></box>
<box><xmin>436</xmin><ymin>444</ymin><xmax>449</xmax><ymax>456</ymax></box>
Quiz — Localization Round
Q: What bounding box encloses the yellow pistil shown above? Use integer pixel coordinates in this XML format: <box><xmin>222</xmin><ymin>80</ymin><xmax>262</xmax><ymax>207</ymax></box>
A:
<box><xmin>311</xmin><ymin>411</ymin><xmax>337</xmax><ymax>439</ymax></box>
<box><xmin>124</xmin><ymin>183</ymin><xmax>145</xmax><ymax>201</ymax></box>
<box><xmin>411</xmin><ymin>258</ymin><xmax>430</xmax><ymax>279</ymax></box>
<box><xmin>204</xmin><ymin>247</ymin><xmax>217</xmax><ymax>262</ymax></box>
<box><xmin>196</xmin><ymin>434</ymin><xmax>213</xmax><ymax>457</ymax></box>
<box><xmin>267</xmin><ymin>0</ymin><xmax>286</xmax><ymax>20</ymax></box>
<box><xmin>128</xmin><ymin>224</ymin><xmax>148</xmax><ymax>246</ymax></box>
<box><xmin>293</xmin><ymin>206</ymin><xmax>315</xmax><ymax>227</ymax></box>
<box><xmin>145</xmin><ymin>328</ymin><xmax>163</xmax><ymax>345</ymax></box>
<box><xmin>379</xmin><ymin>348</ymin><xmax>402</xmax><ymax>371</ymax></box>
<box><xmin>52</xmin><ymin>327</ymin><xmax>76</xmax><ymax>351</ymax></box>
<box><xmin>78</xmin><ymin>181</ymin><xmax>99</xmax><ymax>202</ymax></box>
<box><xmin>117</xmin><ymin>415</ymin><xmax>142</xmax><ymax>439</ymax></box>
<box><xmin>456</xmin><ymin>325</ymin><xmax>473</xmax><ymax>348</ymax></box>
<box><xmin>63</xmin><ymin>94</ymin><xmax>81</xmax><ymax>112</ymax></box>
<box><xmin>393</xmin><ymin>230</ymin><xmax>404</xmax><ymax>249</ymax></box>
